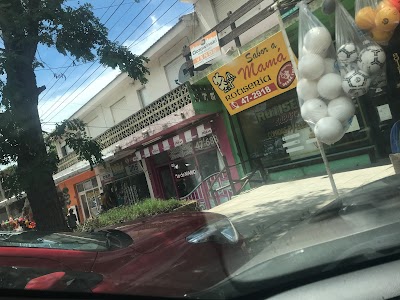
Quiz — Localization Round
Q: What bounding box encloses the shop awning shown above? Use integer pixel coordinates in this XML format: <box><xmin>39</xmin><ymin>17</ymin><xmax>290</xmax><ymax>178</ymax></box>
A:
<box><xmin>121</xmin><ymin>113</ymin><xmax>216</xmax><ymax>161</ymax></box>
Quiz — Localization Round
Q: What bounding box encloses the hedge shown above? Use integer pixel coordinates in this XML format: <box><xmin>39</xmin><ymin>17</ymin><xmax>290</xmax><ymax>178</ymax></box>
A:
<box><xmin>77</xmin><ymin>199</ymin><xmax>193</xmax><ymax>232</ymax></box>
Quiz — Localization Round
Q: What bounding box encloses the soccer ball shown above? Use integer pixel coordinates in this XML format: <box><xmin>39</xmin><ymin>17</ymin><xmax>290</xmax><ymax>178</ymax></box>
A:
<box><xmin>301</xmin><ymin>98</ymin><xmax>328</xmax><ymax>124</ymax></box>
<box><xmin>337</xmin><ymin>43</ymin><xmax>358</xmax><ymax>63</ymax></box>
<box><xmin>317</xmin><ymin>73</ymin><xmax>343</xmax><ymax>100</ymax></box>
<box><xmin>342</xmin><ymin>70</ymin><xmax>371</xmax><ymax>98</ymax></box>
<box><xmin>314</xmin><ymin>117</ymin><xmax>345</xmax><ymax>145</ymax></box>
<box><xmin>357</xmin><ymin>45</ymin><xmax>386</xmax><ymax>74</ymax></box>
<box><xmin>338</xmin><ymin>61</ymin><xmax>357</xmax><ymax>76</ymax></box>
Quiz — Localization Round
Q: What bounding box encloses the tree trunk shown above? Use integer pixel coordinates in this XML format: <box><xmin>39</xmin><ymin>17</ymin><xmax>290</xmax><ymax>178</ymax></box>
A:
<box><xmin>4</xmin><ymin>41</ymin><xmax>67</xmax><ymax>231</ymax></box>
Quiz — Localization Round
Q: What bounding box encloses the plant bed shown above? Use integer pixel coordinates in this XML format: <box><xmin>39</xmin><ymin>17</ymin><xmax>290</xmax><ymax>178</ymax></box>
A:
<box><xmin>77</xmin><ymin>199</ymin><xmax>197</xmax><ymax>232</ymax></box>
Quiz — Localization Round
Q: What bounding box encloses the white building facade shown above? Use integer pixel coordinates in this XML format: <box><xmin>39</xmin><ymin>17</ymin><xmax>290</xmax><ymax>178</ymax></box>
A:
<box><xmin>54</xmin><ymin>0</ymin><xmax>276</xmax><ymax>222</ymax></box>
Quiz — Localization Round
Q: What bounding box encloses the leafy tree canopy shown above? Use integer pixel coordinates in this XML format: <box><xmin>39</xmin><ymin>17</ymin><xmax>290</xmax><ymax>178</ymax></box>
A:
<box><xmin>0</xmin><ymin>0</ymin><xmax>150</xmax><ymax>229</ymax></box>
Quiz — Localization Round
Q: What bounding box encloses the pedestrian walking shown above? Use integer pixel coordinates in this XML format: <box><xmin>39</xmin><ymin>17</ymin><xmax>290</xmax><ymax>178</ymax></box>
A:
<box><xmin>67</xmin><ymin>208</ymin><xmax>78</xmax><ymax>231</ymax></box>
<box><xmin>100</xmin><ymin>192</ymin><xmax>108</xmax><ymax>212</ymax></box>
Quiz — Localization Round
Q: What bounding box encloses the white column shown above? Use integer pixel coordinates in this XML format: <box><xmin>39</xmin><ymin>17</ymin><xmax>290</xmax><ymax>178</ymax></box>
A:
<box><xmin>194</xmin><ymin>0</ymin><xmax>219</xmax><ymax>31</ymax></box>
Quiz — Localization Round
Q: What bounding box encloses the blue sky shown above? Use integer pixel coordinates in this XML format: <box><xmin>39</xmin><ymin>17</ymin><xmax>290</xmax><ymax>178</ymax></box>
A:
<box><xmin>37</xmin><ymin>0</ymin><xmax>194</xmax><ymax>132</ymax></box>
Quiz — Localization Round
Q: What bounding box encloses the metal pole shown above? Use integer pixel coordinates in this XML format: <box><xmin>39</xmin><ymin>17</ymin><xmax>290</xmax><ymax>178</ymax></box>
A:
<box><xmin>316</xmin><ymin>139</ymin><xmax>339</xmax><ymax>197</ymax></box>
<box><xmin>277</xmin><ymin>8</ymin><xmax>339</xmax><ymax>198</ymax></box>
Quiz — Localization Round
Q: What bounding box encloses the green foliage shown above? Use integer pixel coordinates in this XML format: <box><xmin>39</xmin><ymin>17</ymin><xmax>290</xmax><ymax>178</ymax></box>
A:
<box><xmin>0</xmin><ymin>0</ymin><xmax>150</xmax><ymax>229</ymax></box>
<box><xmin>47</xmin><ymin>119</ymin><xmax>103</xmax><ymax>170</ymax></box>
<box><xmin>0</xmin><ymin>166</ymin><xmax>22</xmax><ymax>199</ymax></box>
<box><xmin>77</xmin><ymin>199</ymin><xmax>186</xmax><ymax>232</ymax></box>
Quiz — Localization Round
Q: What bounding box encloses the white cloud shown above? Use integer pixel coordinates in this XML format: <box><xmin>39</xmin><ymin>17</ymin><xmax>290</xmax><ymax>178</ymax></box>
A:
<box><xmin>150</xmin><ymin>15</ymin><xmax>157</xmax><ymax>24</ymax></box>
<box><xmin>39</xmin><ymin>68</ymin><xmax>120</xmax><ymax>132</ymax></box>
<box><xmin>124</xmin><ymin>21</ymin><xmax>173</xmax><ymax>55</ymax></box>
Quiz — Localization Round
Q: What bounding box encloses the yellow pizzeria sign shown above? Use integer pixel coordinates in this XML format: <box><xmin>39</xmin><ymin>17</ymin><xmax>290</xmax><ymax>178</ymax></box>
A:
<box><xmin>207</xmin><ymin>31</ymin><xmax>297</xmax><ymax>115</ymax></box>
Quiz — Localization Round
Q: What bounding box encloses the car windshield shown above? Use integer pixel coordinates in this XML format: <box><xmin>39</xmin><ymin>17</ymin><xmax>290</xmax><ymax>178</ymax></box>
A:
<box><xmin>0</xmin><ymin>0</ymin><xmax>399</xmax><ymax>299</ymax></box>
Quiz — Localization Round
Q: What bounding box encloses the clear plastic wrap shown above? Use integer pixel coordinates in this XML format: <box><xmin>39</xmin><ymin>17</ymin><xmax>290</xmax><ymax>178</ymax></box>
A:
<box><xmin>355</xmin><ymin>0</ymin><xmax>400</xmax><ymax>45</ymax></box>
<box><xmin>336</xmin><ymin>1</ymin><xmax>387</xmax><ymax>98</ymax></box>
<box><xmin>355</xmin><ymin>0</ymin><xmax>378</xmax><ymax>30</ymax></box>
<box><xmin>296</xmin><ymin>2</ymin><xmax>355</xmax><ymax>145</ymax></box>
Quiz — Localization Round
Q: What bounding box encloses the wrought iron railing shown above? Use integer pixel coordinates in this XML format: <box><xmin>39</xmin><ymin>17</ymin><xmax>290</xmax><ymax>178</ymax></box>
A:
<box><xmin>57</xmin><ymin>152</ymin><xmax>80</xmax><ymax>172</ymax></box>
<box><xmin>180</xmin><ymin>157</ymin><xmax>267</xmax><ymax>210</ymax></box>
<box><xmin>180</xmin><ymin>171</ymin><xmax>234</xmax><ymax>210</ymax></box>
<box><xmin>96</xmin><ymin>83</ymin><xmax>192</xmax><ymax>149</ymax></box>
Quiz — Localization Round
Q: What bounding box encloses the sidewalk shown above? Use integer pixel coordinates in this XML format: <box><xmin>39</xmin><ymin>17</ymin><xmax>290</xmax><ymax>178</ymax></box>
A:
<box><xmin>209</xmin><ymin>163</ymin><xmax>395</xmax><ymax>251</ymax></box>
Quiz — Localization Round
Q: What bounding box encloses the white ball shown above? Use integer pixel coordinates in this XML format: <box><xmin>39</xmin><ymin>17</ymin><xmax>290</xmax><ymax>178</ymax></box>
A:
<box><xmin>314</xmin><ymin>117</ymin><xmax>345</xmax><ymax>145</ymax></box>
<box><xmin>297</xmin><ymin>79</ymin><xmax>319</xmax><ymax>101</ymax></box>
<box><xmin>342</xmin><ymin>70</ymin><xmax>371</xmax><ymax>98</ymax></box>
<box><xmin>304</xmin><ymin>27</ymin><xmax>332</xmax><ymax>57</ymax></box>
<box><xmin>337</xmin><ymin>43</ymin><xmax>358</xmax><ymax>62</ymax></box>
<box><xmin>317</xmin><ymin>73</ymin><xmax>343</xmax><ymax>100</ymax></box>
<box><xmin>298</xmin><ymin>53</ymin><xmax>325</xmax><ymax>80</ymax></box>
<box><xmin>301</xmin><ymin>98</ymin><xmax>328</xmax><ymax>124</ymax></box>
<box><xmin>327</xmin><ymin>96</ymin><xmax>355</xmax><ymax>122</ymax></box>
<box><xmin>301</xmin><ymin>46</ymin><xmax>328</xmax><ymax>58</ymax></box>
<box><xmin>323</xmin><ymin>58</ymin><xmax>339</xmax><ymax>75</ymax></box>
<box><xmin>357</xmin><ymin>45</ymin><xmax>386</xmax><ymax>74</ymax></box>
<box><xmin>301</xmin><ymin>46</ymin><xmax>311</xmax><ymax>57</ymax></box>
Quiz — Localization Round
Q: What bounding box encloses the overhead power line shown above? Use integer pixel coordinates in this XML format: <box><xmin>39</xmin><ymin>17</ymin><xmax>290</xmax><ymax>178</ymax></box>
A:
<box><xmin>44</xmin><ymin>0</ymin><xmax>192</xmax><ymax>125</ymax></box>
<box><xmin>38</xmin><ymin>0</ymin><xmax>121</xmax><ymax>107</ymax></box>
<box><xmin>41</xmin><ymin>0</ymin><xmax>175</xmax><ymax>123</ymax></box>
<box><xmin>38</xmin><ymin>0</ymin><xmax>151</xmax><ymax>112</ymax></box>
<box><xmin>40</xmin><ymin>0</ymin><xmax>155</xmax><ymax>121</ymax></box>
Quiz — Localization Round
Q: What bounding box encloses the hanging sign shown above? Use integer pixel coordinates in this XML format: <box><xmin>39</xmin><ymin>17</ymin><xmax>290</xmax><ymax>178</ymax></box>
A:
<box><xmin>207</xmin><ymin>31</ymin><xmax>297</xmax><ymax>115</ymax></box>
<box><xmin>190</xmin><ymin>31</ymin><xmax>221</xmax><ymax>68</ymax></box>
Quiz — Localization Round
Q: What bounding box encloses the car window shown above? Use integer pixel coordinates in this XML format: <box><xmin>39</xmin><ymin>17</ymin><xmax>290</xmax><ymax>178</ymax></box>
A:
<box><xmin>0</xmin><ymin>0</ymin><xmax>399</xmax><ymax>299</ymax></box>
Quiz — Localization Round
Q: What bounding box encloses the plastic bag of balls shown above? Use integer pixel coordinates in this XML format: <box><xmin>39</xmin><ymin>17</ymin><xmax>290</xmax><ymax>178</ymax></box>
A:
<box><xmin>296</xmin><ymin>1</ymin><xmax>355</xmax><ymax>145</ymax></box>
<box><xmin>355</xmin><ymin>0</ymin><xmax>400</xmax><ymax>44</ymax></box>
<box><xmin>336</xmin><ymin>1</ymin><xmax>387</xmax><ymax>98</ymax></box>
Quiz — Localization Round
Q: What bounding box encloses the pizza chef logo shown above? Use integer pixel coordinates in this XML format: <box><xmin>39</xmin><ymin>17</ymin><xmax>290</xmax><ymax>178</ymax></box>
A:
<box><xmin>212</xmin><ymin>72</ymin><xmax>236</xmax><ymax>93</ymax></box>
<box><xmin>277</xmin><ymin>61</ymin><xmax>296</xmax><ymax>89</ymax></box>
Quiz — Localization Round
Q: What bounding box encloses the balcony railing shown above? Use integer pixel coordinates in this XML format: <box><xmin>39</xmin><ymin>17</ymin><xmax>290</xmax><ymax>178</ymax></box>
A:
<box><xmin>57</xmin><ymin>151</ymin><xmax>80</xmax><ymax>172</ymax></box>
<box><xmin>56</xmin><ymin>83</ymin><xmax>193</xmax><ymax>173</ymax></box>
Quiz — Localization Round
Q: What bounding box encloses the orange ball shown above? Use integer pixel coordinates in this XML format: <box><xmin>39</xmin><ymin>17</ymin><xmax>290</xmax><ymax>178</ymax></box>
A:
<box><xmin>356</xmin><ymin>6</ymin><xmax>377</xmax><ymax>30</ymax></box>
<box><xmin>375</xmin><ymin>5</ymin><xmax>400</xmax><ymax>31</ymax></box>
<box><xmin>371</xmin><ymin>26</ymin><xmax>394</xmax><ymax>43</ymax></box>
<box><xmin>376</xmin><ymin>0</ymin><xmax>392</xmax><ymax>10</ymax></box>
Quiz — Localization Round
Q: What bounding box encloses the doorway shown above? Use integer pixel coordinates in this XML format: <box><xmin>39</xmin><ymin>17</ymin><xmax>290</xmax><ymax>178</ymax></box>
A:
<box><xmin>155</xmin><ymin>149</ymin><xmax>220</xmax><ymax>199</ymax></box>
<box><xmin>76</xmin><ymin>178</ymin><xmax>101</xmax><ymax>221</ymax></box>
<box><xmin>159</xmin><ymin>166</ymin><xmax>176</xmax><ymax>199</ymax></box>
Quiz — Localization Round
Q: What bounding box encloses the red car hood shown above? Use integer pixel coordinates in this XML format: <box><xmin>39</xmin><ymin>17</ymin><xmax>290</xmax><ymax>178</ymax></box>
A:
<box><xmin>110</xmin><ymin>212</ymin><xmax>225</xmax><ymax>253</ymax></box>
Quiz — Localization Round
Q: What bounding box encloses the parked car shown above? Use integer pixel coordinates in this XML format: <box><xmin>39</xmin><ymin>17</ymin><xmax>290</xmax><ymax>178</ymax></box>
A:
<box><xmin>0</xmin><ymin>212</ymin><xmax>248</xmax><ymax>297</ymax></box>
